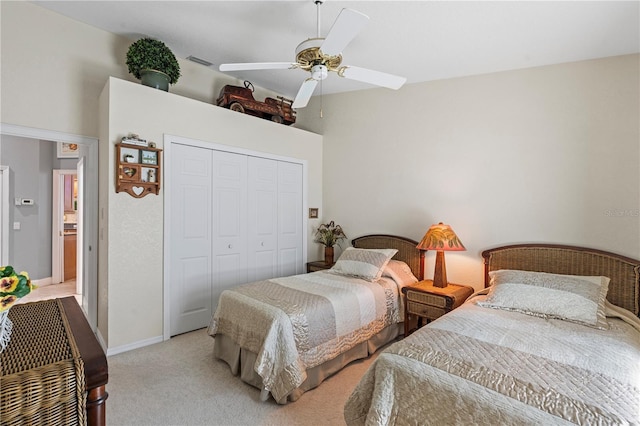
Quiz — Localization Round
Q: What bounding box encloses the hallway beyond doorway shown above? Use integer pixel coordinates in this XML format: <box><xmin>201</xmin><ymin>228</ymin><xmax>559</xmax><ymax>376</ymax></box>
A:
<box><xmin>16</xmin><ymin>279</ymin><xmax>80</xmax><ymax>306</ymax></box>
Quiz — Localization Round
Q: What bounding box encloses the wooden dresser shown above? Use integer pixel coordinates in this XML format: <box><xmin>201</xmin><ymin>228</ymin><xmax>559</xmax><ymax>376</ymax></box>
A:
<box><xmin>0</xmin><ymin>297</ymin><xmax>108</xmax><ymax>425</ymax></box>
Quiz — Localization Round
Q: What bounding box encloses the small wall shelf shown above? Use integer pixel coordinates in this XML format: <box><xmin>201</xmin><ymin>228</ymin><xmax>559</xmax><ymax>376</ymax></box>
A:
<box><xmin>115</xmin><ymin>143</ymin><xmax>162</xmax><ymax>198</ymax></box>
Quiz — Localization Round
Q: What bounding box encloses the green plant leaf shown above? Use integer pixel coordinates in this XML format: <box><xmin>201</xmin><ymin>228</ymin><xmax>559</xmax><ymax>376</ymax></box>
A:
<box><xmin>126</xmin><ymin>38</ymin><xmax>181</xmax><ymax>84</ymax></box>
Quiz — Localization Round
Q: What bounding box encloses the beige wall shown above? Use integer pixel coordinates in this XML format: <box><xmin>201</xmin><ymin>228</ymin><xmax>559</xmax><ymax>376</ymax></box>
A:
<box><xmin>0</xmin><ymin>1</ymin><xmax>289</xmax><ymax>138</ymax></box>
<box><xmin>100</xmin><ymin>78</ymin><xmax>322</xmax><ymax>349</ymax></box>
<box><xmin>298</xmin><ymin>54</ymin><xmax>640</xmax><ymax>289</ymax></box>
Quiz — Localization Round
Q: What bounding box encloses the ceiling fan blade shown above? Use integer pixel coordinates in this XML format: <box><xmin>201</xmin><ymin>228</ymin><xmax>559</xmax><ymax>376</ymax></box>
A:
<box><xmin>320</xmin><ymin>8</ymin><xmax>369</xmax><ymax>56</ymax></box>
<box><xmin>339</xmin><ymin>66</ymin><xmax>407</xmax><ymax>90</ymax></box>
<box><xmin>292</xmin><ymin>78</ymin><xmax>319</xmax><ymax>109</ymax></box>
<box><xmin>219</xmin><ymin>62</ymin><xmax>297</xmax><ymax>72</ymax></box>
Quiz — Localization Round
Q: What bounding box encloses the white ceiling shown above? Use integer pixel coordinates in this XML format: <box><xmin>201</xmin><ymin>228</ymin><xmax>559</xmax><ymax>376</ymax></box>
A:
<box><xmin>33</xmin><ymin>1</ymin><xmax>639</xmax><ymax>100</ymax></box>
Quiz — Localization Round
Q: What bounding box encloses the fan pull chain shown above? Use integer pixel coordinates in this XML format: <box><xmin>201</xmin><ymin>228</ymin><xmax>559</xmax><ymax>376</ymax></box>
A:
<box><xmin>320</xmin><ymin>78</ymin><xmax>324</xmax><ymax>118</ymax></box>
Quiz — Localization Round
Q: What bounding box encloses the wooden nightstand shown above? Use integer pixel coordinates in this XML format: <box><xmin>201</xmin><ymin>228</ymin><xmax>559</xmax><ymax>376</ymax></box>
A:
<box><xmin>306</xmin><ymin>261</ymin><xmax>335</xmax><ymax>273</ymax></box>
<box><xmin>402</xmin><ymin>280</ymin><xmax>474</xmax><ymax>336</ymax></box>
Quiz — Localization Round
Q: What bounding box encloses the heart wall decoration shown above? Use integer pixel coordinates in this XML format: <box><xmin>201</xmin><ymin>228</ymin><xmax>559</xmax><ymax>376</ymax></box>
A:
<box><xmin>115</xmin><ymin>142</ymin><xmax>162</xmax><ymax>197</ymax></box>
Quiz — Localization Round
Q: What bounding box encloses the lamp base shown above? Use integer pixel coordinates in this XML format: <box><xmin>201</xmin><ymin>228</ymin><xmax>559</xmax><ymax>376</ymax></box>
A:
<box><xmin>432</xmin><ymin>250</ymin><xmax>448</xmax><ymax>288</ymax></box>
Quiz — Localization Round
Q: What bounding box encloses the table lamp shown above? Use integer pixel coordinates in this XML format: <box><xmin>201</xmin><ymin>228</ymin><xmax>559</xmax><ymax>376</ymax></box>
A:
<box><xmin>416</xmin><ymin>222</ymin><xmax>465</xmax><ymax>288</ymax></box>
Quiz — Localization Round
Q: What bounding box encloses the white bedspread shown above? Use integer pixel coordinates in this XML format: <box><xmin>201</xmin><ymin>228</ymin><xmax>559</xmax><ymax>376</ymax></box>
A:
<box><xmin>344</xmin><ymin>296</ymin><xmax>640</xmax><ymax>425</ymax></box>
<box><xmin>208</xmin><ymin>271</ymin><xmax>401</xmax><ymax>402</ymax></box>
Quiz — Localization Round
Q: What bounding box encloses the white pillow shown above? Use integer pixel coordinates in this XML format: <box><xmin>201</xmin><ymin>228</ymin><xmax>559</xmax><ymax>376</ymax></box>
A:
<box><xmin>476</xmin><ymin>269</ymin><xmax>610</xmax><ymax>329</ymax></box>
<box><xmin>331</xmin><ymin>247</ymin><xmax>398</xmax><ymax>282</ymax></box>
<box><xmin>382</xmin><ymin>260</ymin><xmax>419</xmax><ymax>288</ymax></box>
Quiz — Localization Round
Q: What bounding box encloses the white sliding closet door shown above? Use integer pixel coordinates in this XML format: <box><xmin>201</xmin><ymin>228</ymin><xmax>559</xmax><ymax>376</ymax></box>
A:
<box><xmin>212</xmin><ymin>151</ymin><xmax>248</xmax><ymax>312</ymax></box>
<box><xmin>169</xmin><ymin>141</ymin><xmax>304</xmax><ymax>336</ymax></box>
<box><xmin>247</xmin><ymin>157</ymin><xmax>278</xmax><ymax>282</ymax></box>
<box><xmin>170</xmin><ymin>144</ymin><xmax>213</xmax><ymax>336</ymax></box>
<box><xmin>278</xmin><ymin>161</ymin><xmax>304</xmax><ymax>277</ymax></box>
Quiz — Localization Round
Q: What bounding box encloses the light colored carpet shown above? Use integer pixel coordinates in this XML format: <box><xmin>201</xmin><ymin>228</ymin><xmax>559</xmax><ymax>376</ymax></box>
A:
<box><xmin>107</xmin><ymin>328</ymin><xmax>382</xmax><ymax>426</ymax></box>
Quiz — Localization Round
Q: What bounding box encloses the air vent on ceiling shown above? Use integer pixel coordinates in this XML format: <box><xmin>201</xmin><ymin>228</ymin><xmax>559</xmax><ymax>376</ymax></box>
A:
<box><xmin>186</xmin><ymin>55</ymin><xmax>214</xmax><ymax>67</ymax></box>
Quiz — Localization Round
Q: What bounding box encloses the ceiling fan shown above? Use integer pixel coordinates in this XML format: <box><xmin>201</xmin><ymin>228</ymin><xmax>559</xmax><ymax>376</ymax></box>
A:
<box><xmin>219</xmin><ymin>0</ymin><xmax>407</xmax><ymax>109</ymax></box>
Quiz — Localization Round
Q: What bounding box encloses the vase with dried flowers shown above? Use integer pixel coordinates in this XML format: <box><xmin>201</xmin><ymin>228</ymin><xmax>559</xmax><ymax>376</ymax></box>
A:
<box><xmin>314</xmin><ymin>221</ymin><xmax>346</xmax><ymax>265</ymax></box>
<box><xmin>0</xmin><ymin>266</ymin><xmax>36</xmax><ymax>352</ymax></box>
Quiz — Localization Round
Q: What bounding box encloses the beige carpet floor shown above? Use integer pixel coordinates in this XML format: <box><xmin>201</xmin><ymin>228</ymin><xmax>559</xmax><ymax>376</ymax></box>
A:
<box><xmin>107</xmin><ymin>328</ymin><xmax>383</xmax><ymax>426</ymax></box>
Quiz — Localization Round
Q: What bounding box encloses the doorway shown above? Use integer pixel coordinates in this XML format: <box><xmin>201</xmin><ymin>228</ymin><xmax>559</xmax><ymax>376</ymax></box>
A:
<box><xmin>52</xmin><ymin>170</ymin><xmax>80</xmax><ymax>294</ymax></box>
<box><xmin>0</xmin><ymin>124</ymin><xmax>98</xmax><ymax>330</ymax></box>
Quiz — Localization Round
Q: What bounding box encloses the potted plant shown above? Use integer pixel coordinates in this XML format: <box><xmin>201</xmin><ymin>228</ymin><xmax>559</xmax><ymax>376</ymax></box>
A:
<box><xmin>0</xmin><ymin>266</ymin><xmax>35</xmax><ymax>352</ymax></box>
<box><xmin>314</xmin><ymin>221</ymin><xmax>346</xmax><ymax>265</ymax></box>
<box><xmin>126</xmin><ymin>38</ymin><xmax>181</xmax><ymax>91</ymax></box>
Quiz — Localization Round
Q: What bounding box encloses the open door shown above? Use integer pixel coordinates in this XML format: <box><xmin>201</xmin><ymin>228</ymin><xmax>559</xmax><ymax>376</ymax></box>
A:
<box><xmin>76</xmin><ymin>159</ymin><xmax>84</xmax><ymax>305</ymax></box>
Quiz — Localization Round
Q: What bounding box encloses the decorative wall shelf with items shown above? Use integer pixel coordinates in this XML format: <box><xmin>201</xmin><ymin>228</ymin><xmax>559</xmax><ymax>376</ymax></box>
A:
<box><xmin>115</xmin><ymin>141</ymin><xmax>162</xmax><ymax>198</ymax></box>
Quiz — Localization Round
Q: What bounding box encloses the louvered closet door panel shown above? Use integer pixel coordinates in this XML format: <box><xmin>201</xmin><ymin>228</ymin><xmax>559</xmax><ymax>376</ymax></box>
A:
<box><xmin>170</xmin><ymin>143</ymin><xmax>213</xmax><ymax>336</ymax></box>
<box><xmin>213</xmin><ymin>151</ymin><xmax>248</xmax><ymax>312</ymax></box>
<box><xmin>247</xmin><ymin>156</ymin><xmax>278</xmax><ymax>282</ymax></box>
<box><xmin>278</xmin><ymin>161</ymin><xmax>303</xmax><ymax>277</ymax></box>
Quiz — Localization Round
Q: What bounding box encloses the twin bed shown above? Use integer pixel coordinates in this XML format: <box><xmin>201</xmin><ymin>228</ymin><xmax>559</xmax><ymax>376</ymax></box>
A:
<box><xmin>208</xmin><ymin>235</ymin><xmax>423</xmax><ymax>403</ymax></box>
<box><xmin>344</xmin><ymin>244</ymin><xmax>640</xmax><ymax>425</ymax></box>
<box><xmin>208</xmin><ymin>237</ymin><xmax>640</xmax><ymax>424</ymax></box>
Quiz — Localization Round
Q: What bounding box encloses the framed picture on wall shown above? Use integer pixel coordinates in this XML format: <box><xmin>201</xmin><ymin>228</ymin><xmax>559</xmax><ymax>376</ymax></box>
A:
<box><xmin>57</xmin><ymin>142</ymin><xmax>79</xmax><ymax>158</ymax></box>
<box><xmin>141</xmin><ymin>150</ymin><xmax>158</xmax><ymax>165</ymax></box>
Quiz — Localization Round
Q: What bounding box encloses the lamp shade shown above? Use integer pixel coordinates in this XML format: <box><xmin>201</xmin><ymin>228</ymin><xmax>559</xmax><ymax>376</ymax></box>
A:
<box><xmin>416</xmin><ymin>222</ymin><xmax>465</xmax><ymax>252</ymax></box>
<box><xmin>416</xmin><ymin>222</ymin><xmax>465</xmax><ymax>288</ymax></box>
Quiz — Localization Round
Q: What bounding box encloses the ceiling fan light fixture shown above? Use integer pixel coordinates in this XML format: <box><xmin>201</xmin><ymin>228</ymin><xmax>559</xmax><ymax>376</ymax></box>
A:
<box><xmin>311</xmin><ymin>64</ymin><xmax>328</xmax><ymax>81</ymax></box>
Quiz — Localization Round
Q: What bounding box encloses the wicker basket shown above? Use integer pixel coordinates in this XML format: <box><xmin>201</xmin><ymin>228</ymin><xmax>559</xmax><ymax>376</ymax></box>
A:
<box><xmin>0</xmin><ymin>300</ymin><xmax>87</xmax><ymax>425</ymax></box>
<box><xmin>0</xmin><ymin>308</ymin><xmax>13</xmax><ymax>353</ymax></box>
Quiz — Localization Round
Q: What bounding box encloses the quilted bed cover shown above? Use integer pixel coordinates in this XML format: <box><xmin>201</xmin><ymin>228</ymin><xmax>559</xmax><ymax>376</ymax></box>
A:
<box><xmin>344</xmin><ymin>295</ymin><xmax>640</xmax><ymax>425</ymax></box>
<box><xmin>208</xmin><ymin>271</ymin><xmax>401</xmax><ymax>402</ymax></box>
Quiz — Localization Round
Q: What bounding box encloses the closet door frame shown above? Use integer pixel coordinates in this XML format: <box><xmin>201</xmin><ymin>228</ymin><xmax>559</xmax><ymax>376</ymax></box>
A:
<box><xmin>162</xmin><ymin>134</ymin><xmax>308</xmax><ymax>341</ymax></box>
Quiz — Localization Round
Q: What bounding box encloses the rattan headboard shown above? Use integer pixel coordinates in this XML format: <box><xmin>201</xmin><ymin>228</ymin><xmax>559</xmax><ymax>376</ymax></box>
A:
<box><xmin>352</xmin><ymin>234</ymin><xmax>424</xmax><ymax>280</ymax></box>
<box><xmin>482</xmin><ymin>244</ymin><xmax>640</xmax><ymax>317</ymax></box>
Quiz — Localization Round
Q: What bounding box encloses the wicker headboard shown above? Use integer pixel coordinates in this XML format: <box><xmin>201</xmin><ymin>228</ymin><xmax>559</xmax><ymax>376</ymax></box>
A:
<box><xmin>482</xmin><ymin>244</ymin><xmax>640</xmax><ymax>317</ymax></box>
<box><xmin>352</xmin><ymin>234</ymin><xmax>424</xmax><ymax>280</ymax></box>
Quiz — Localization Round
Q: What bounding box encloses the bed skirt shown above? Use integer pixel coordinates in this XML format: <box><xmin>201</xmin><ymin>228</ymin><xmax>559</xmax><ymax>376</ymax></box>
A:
<box><xmin>213</xmin><ymin>323</ymin><xmax>403</xmax><ymax>404</ymax></box>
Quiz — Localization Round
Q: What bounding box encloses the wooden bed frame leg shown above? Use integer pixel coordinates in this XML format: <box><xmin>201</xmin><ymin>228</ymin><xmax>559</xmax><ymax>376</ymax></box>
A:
<box><xmin>87</xmin><ymin>385</ymin><xmax>108</xmax><ymax>426</ymax></box>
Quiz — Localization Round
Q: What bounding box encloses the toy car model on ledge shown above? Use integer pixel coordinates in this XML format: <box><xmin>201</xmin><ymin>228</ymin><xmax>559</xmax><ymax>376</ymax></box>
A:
<box><xmin>216</xmin><ymin>80</ymin><xmax>296</xmax><ymax>125</ymax></box>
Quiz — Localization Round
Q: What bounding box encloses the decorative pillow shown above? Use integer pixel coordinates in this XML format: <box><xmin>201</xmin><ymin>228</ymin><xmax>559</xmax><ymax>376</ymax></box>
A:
<box><xmin>476</xmin><ymin>269</ymin><xmax>610</xmax><ymax>329</ymax></box>
<box><xmin>382</xmin><ymin>260</ymin><xmax>419</xmax><ymax>288</ymax></box>
<box><xmin>331</xmin><ymin>247</ymin><xmax>398</xmax><ymax>282</ymax></box>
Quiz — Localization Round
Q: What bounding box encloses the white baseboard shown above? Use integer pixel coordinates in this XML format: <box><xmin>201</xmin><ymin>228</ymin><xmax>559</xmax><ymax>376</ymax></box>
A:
<box><xmin>95</xmin><ymin>328</ymin><xmax>107</xmax><ymax>353</ymax></box>
<box><xmin>32</xmin><ymin>277</ymin><xmax>53</xmax><ymax>287</ymax></box>
<box><xmin>105</xmin><ymin>334</ymin><xmax>164</xmax><ymax>357</ymax></box>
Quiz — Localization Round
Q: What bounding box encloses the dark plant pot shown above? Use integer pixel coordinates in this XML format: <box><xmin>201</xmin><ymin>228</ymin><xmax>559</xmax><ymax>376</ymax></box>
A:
<box><xmin>324</xmin><ymin>246</ymin><xmax>334</xmax><ymax>265</ymax></box>
<box><xmin>140</xmin><ymin>69</ymin><xmax>170</xmax><ymax>91</ymax></box>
